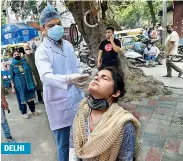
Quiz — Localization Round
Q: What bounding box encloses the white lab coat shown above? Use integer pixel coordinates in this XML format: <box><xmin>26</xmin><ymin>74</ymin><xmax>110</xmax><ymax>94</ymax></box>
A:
<box><xmin>35</xmin><ymin>37</ymin><xmax>84</xmax><ymax>131</ymax></box>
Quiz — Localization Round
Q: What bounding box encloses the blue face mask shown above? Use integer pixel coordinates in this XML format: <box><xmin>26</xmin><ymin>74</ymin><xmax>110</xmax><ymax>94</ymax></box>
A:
<box><xmin>47</xmin><ymin>25</ymin><xmax>64</xmax><ymax>41</ymax></box>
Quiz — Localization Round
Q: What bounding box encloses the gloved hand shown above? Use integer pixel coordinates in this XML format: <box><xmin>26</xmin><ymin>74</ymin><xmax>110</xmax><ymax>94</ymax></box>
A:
<box><xmin>67</xmin><ymin>73</ymin><xmax>90</xmax><ymax>88</ymax></box>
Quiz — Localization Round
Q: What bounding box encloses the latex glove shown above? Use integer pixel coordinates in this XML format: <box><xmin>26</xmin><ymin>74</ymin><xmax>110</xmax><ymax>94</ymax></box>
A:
<box><xmin>67</xmin><ymin>73</ymin><xmax>90</xmax><ymax>88</ymax></box>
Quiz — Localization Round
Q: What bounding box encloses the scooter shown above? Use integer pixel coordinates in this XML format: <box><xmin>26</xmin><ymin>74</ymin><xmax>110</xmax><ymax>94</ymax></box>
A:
<box><xmin>124</xmin><ymin>46</ymin><xmax>163</xmax><ymax>66</ymax></box>
<box><xmin>87</xmin><ymin>57</ymin><xmax>95</xmax><ymax>68</ymax></box>
<box><xmin>171</xmin><ymin>45</ymin><xmax>183</xmax><ymax>62</ymax></box>
<box><xmin>75</xmin><ymin>46</ymin><xmax>96</xmax><ymax>68</ymax></box>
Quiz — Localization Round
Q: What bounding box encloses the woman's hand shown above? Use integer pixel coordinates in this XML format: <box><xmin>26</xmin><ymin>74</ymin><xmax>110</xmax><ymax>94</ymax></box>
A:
<box><xmin>34</xmin><ymin>81</ymin><xmax>37</xmax><ymax>87</ymax></box>
<box><xmin>2</xmin><ymin>99</ymin><xmax>8</xmax><ymax>110</ymax></box>
<box><xmin>32</xmin><ymin>73</ymin><xmax>37</xmax><ymax>86</ymax></box>
<box><xmin>12</xmin><ymin>87</ymin><xmax>15</xmax><ymax>94</ymax></box>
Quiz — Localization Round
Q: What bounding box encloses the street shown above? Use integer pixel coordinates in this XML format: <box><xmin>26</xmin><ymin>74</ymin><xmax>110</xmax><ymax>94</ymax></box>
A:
<box><xmin>141</xmin><ymin>60</ymin><xmax>183</xmax><ymax>88</ymax></box>
<box><xmin>1</xmin><ymin>94</ymin><xmax>57</xmax><ymax>161</ymax></box>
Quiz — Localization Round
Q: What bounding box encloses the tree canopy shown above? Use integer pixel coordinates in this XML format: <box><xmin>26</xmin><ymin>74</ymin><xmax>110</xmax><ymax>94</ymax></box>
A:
<box><xmin>1</xmin><ymin>0</ymin><xmax>47</xmax><ymax>22</ymax></box>
<box><xmin>109</xmin><ymin>0</ymin><xmax>172</xmax><ymax>28</ymax></box>
<box><xmin>2</xmin><ymin>0</ymin><xmax>172</xmax><ymax>28</ymax></box>
<box><xmin>1</xmin><ymin>13</ymin><xmax>6</xmax><ymax>26</ymax></box>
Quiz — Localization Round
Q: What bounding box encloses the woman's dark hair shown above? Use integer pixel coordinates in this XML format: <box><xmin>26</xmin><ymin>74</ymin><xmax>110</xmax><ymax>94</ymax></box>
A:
<box><xmin>99</xmin><ymin>67</ymin><xmax>126</xmax><ymax>102</ymax></box>
<box><xmin>11</xmin><ymin>47</ymin><xmax>25</xmax><ymax>57</ymax></box>
<box><xmin>18</xmin><ymin>47</ymin><xmax>25</xmax><ymax>55</ymax></box>
<box><xmin>106</xmin><ymin>26</ymin><xmax>114</xmax><ymax>33</ymax></box>
<box><xmin>11</xmin><ymin>50</ymin><xmax>19</xmax><ymax>57</ymax></box>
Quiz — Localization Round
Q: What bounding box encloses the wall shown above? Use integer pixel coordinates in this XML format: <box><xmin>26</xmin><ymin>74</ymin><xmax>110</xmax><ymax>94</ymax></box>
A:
<box><xmin>173</xmin><ymin>1</ymin><xmax>183</xmax><ymax>38</ymax></box>
<box><xmin>167</xmin><ymin>12</ymin><xmax>173</xmax><ymax>25</ymax></box>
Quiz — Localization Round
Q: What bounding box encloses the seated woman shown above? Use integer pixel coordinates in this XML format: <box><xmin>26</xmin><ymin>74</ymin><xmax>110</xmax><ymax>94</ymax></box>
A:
<box><xmin>10</xmin><ymin>50</ymin><xmax>39</xmax><ymax>119</ymax></box>
<box><xmin>144</xmin><ymin>42</ymin><xmax>157</xmax><ymax>67</ymax></box>
<box><xmin>70</xmin><ymin>67</ymin><xmax>141</xmax><ymax>161</ymax></box>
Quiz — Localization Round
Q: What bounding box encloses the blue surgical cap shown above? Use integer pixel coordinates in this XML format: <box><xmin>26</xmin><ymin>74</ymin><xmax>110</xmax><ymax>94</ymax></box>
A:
<box><xmin>39</xmin><ymin>3</ymin><xmax>61</xmax><ymax>27</ymax></box>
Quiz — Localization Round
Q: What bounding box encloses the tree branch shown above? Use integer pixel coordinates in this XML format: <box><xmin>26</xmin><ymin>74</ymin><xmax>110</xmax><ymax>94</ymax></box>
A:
<box><xmin>147</xmin><ymin>0</ymin><xmax>156</xmax><ymax>26</ymax></box>
<box><xmin>100</xmin><ymin>1</ymin><xmax>108</xmax><ymax>20</ymax></box>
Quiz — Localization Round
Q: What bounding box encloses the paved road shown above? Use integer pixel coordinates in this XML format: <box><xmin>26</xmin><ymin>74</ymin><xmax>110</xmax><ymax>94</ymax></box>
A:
<box><xmin>121</xmin><ymin>88</ymin><xmax>183</xmax><ymax>161</ymax></box>
<box><xmin>141</xmin><ymin>60</ymin><xmax>183</xmax><ymax>89</ymax></box>
<box><xmin>1</xmin><ymin>94</ymin><xmax>57</xmax><ymax>161</ymax></box>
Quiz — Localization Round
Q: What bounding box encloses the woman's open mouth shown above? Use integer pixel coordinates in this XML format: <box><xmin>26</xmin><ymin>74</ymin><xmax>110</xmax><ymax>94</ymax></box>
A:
<box><xmin>91</xmin><ymin>81</ymin><xmax>99</xmax><ymax>86</ymax></box>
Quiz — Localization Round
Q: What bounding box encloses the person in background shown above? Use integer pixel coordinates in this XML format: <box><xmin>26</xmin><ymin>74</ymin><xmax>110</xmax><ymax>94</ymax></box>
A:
<box><xmin>23</xmin><ymin>44</ymin><xmax>44</xmax><ymax>104</ymax></box>
<box><xmin>1</xmin><ymin>81</ymin><xmax>16</xmax><ymax>143</ymax></box>
<box><xmin>35</xmin><ymin>3</ymin><xmax>90</xmax><ymax>161</ymax></box>
<box><xmin>163</xmin><ymin>25</ymin><xmax>183</xmax><ymax>78</ymax></box>
<box><xmin>144</xmin><ymin>41</ymin><xmax>157</xmax><ymax>67</ymax></box>
<box><xmin>31</xmin><ymin>41</ymin><xmax>37</xmax><ymax>53</ymax></box>
<box><xmin>132</xmin><ymin>39</ymin><xmax>144</xmax><ymax>55</ymax></box>
<box><xmin>97</xmin><ymin>27</ymin><xmax>121</xmax><ymax>69</ymax></box>
<box><xmin>157</xmin><ymin>24</ymin><xmax>163</xmax><ymax>44</ymax></box>
<box><xmin>151</xmin><ymin>27</ymin><xmax>158</xmax><ymax>39</ymax></box>
<box><xmin>147</xmin><ymin>27</ymin><xmax>153</xmax><ymax>38</ymax></box>
<box><xmin>2</xmin><ymin>65</ymin><xmax>11</xmax><ymax>94</ymax></box>
<box><xmin>10</xmin><ymin>50</ymin><xmax>39</xmax><ymax>119</ymax></box>
<box><xmin>70</xmin><ymin>67</ymin><xmax>141</xmax><ymax>161</ymax></box>
<box><xmin>4</xmin><ymin>65</ymin><xmax>9</xmax><ymax>71</ymax></box>
<box><xmin>142</xmin><ymin>27</ymin><xmax>148</xmax><ymax>38</ymax></box>
<box><xmin>3</xmin><ymin>48</ymin><xmax>7</xmax><ymax>56</ymax></box>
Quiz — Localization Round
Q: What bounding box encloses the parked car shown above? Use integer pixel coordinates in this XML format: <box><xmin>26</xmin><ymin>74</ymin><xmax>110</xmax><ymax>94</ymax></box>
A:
<box><xmin>121</xmin><ymin>35</ymin><xmax>137</xmax><ymax>48</ymax></box>
<box><xmin>121</xmin><ymin>35</ymin><xmax>148</xmax><ymax>48</ymax></box>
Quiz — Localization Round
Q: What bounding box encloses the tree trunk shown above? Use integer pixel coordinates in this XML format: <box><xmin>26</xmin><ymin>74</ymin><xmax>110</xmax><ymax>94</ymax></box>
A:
<box><xmin>65</xmin><ymin>1</ymin><xmax>104</xmax><ymax>60</ymax></box>
<box><xmin>147</xmin><ymin>0</ymin><xmax>156</xmax><ymax>26</ymax></box>
<box><xmin>101</xmin><ymin>1</ymin><xmax>108</xmax><ymax>20</ymax></box>
<box><xmin>65</xmin><ymin>1</ymin><xmax>171</xmax><ymax>102</ymax></box>
<box><xmin>117</xmin><ymin>54</ymin><xmax>171</xmax><ymax>101</ymax></box>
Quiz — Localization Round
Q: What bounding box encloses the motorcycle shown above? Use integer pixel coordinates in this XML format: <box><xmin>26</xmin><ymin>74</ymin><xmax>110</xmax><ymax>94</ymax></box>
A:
<box><xmin>75</xmin><ymin>45</ymin><xmax>96</xmax><ymax>68</ymax></box>
<box><xmin>171</xmin><ymin>45</ymin><xmax>183</xmax><ymax>62</ymax></box>
<box><xmin>125</xmin><ymin>46</ymin><xmax>163</xmax><ymax>66</ymax></box>
<box><xmin>87</xmin><ymin>57</ymin><xmax>96</xmax><ymax>68</ymax></box>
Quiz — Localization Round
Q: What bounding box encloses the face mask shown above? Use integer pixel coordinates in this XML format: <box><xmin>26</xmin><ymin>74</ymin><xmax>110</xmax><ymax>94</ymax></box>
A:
<box><xmin>15</xmin><ymin>56</ymin><xmax>21</xmax><ymax>60</ymax></box>
<box><xmin>87</xmin><ymin>94</ymin><xmax>112</xmax><ymax>111</ymax></box>
<box><xmin>147</xmin><ymin>44</ymin><xmax>151</xmax><ymax>49</ymax></box>
<box><xmin>167</xmin><ymin>29</ymin><xmax>172</xmax><ymax>34</ymax></box>
<box><xmin>25</xmin><ymin>50</ymin><xmax>32</xmax><ymax>55</ymax></box>
<box><xmin>47</xmin><ymin>25</ymin><xmax>64</xmax><ymax>41</ymax></box>
<box><xmin>108</xmin><ymin>35</ymin><xmax>114</xmax><ymax>39</ymax></box>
